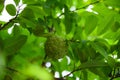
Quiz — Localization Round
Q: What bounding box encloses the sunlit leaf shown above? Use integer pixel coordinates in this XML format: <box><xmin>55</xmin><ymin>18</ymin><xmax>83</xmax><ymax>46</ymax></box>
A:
<box><xmin>23</xmin><ymin>64</ymin><xmax>54</xmax><ymax>80</ymax></box>
<box><xmin>97</xmin><ymin>13</ymin><xmax>114</xmax><ymax>35</ymax></box>
<box><xmin>85</xmin><ymin>15</ymin><xmax>98</xmax><ymax>35</ymax></box>
<box><xmin>0</xmin><ymin>0</ymin><xmax>120</xmax><ymax>79</ymax></box>
<box><xmin>104</xmin><ymin>0</ymin><xmax>120</xmax><ymax>8</ymax></box>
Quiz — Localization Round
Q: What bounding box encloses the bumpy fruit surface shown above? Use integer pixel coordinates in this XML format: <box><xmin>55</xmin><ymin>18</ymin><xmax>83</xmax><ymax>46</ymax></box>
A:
<box><xmin>45</xmin><ymin>34</ymin><xmax>67</xmax><ymax>60</ymax></box>
<box><xmin>33</xmin><ymin>25</ymin><xmax>44</xmax><ymax>36</ymax></box>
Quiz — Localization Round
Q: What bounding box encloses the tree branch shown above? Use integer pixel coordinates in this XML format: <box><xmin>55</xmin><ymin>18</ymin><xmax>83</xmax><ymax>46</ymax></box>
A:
<box><xmin>63</xmin><ymin>68</ymin><xmax>81</xmax><ymax>78</ymax></box>
<box><xmin>58</xmin><ymin>0</ymin><xmax>105</xmax><ymax>18</ymax></box>
<box><xmin>0</xmin><ymin>5</ymin><xmax>22</xmax><ymax>30</ymax></box>
<box><xmin>75</xmin><ymin>0</ymin><xmax>101</xmax><ymax>11</ymax></box>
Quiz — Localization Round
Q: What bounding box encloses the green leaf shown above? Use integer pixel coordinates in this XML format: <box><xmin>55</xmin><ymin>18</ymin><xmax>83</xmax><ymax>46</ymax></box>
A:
<box><xmin>0</xmin><ymin>54</ymin><xmax>6</xmax><ymax>80</ymax></box>
<box><xmin>6</xmin><ymin>4</ymin><xmax>16</xmax><ymax>16</ymax></box>
<box><xmin>91</xmin><ymin>42</ymin><xmax>108</xmax><ymax>58</ymax></box>
<box><xmin>89</xmin><ymin>68</ymin><xmax>106</xmax><ymax>78</ymax></box>
<box><xmin>3</xmin><ymin>35</ymin><xmax>27</xmax><ymax>55</ymax></box>
<box><xmin>103</xmin><ymin>29</ymin><xmax>120</xmax><ymax>42</ymax></box>
<box><xmin>53</xmin><ymin>19</ymin><xmax>62</xmax><ymax>35</ymax></box>
<box><xmin>14</xmin><ymin>0</ymin><xmax>20</xmax><ymax>5</ymax></box>
<box><xmin>12</xmin><ymin>25</ymin><xmax>21</xmax><ymax>36</ymax></box>
<box><xmin>114</xmin><ymin>78</ymin><xmax>120</xmax><ymax>80</ymax></box>
<box><xmin>23</xmin><ymin>64</ymin><xmax>54</xmax><ymax>80</ymax></box>
<box><xmin>81</xmin><ymin>70</ymin><xmax>88</xmax><ymax>80</ymax></box>
<box><xmin>106</xmin><ymin>56</ymin><xmax>115</xmax><ymax>67</ymax></box>
<box><xmin>94</xmin><ymin>38</ymin><xmax>110</xmax><ymax>50</ymax></box>
<box><xmin>73</xmin><ymin>26</ymin><xmax>82</xmax><ymax>40</ymax></box>
<box><xmin>79</xmin><ymin>61</ymin><xmax>108</xmax><ymax>69</ymax></box>
<box><xmin>0</xmin><ymin>0</ymin><xmax>4</xmax><ymax>14</ymax></box>
<box><xmin>104</xmin><ymin>0</ymin><xmax>120</xmax><ymax>8</ymax></box>
<box><xmin>27</xmin><ymin>6</ymin><xmax>46</xmax><ymax>19</ymax></box>
<box><xmin>3</xmin><ymin>22</ymin><xmax>14</xmax><ymax>30</ymax></box>
<box><xmin>87</xmin><ymin>70</ymin><xmax>99</xmax><ymax>80</ymax></box>
<box><xmin>0</xmin><ymin>37</ymin><xmax>3</xmax><ymax>52</ymax></box>
<box><xmin>93</xmin><ymin>3</ymin><xmax>112</xmax><ymax>16</ymax></box>
<box><xmin>19</xmin><ymin>17</ymin><xmax>36</xmax><ymax>28</ymax></box>
<box><xmin>64</xmin><ymin>6</ymin><xmax>77</xmax><ymax>34</ymax></box>
<box><xmin>22</xmin><ymin>0</ymin><xmax>36</xmax><ymax>4</ymax></box>
<box><xmin>97</xmin><ymin>13</ymin><xmax>114</xmax><ymax>35</ymax></box>
<box><xmin>20</xmin><ymin>7</ymin><xmax>35</xmax><ymax>20</ymax></box>
<box><xmin>85</xmin><ymin>15</ymin><xmax>98</xmax><ymax>35</ymax></box>
<box><xmin>111</xmin><ymin>21</ymin><xmax>120</xmax><ymax>32</ymax></box>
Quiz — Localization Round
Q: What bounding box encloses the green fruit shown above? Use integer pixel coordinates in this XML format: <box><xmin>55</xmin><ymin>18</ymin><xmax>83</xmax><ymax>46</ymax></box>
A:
<box><xmin>33</xmin><ymin>25</ymin><xmax>44</xmax><ymax>36</ymax></box>
<box><xmin>45</xmin><ymin>34</ymin><xmax>67</xmax><ymax>60</ymax></box>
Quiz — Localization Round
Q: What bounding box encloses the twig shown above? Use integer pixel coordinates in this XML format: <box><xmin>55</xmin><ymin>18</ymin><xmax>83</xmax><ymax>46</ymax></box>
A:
<box><xmin>58</xmin><ymin>0</ymin><xmax>104</xmax><ymax>18</ymax></box>
<box><xmin>0</xmin><ymin>4</ymin><xmax>22</xmax><ymax>30</ymax></box>
<box><xmin>75</xmin><ymin>0</ymin><xmax>101</xmax><ymax>11</ymax></box>
<box><xmin>63</xmin><ymin>68</ymin><xmax>81</xmax><ymax>78</ymax></box>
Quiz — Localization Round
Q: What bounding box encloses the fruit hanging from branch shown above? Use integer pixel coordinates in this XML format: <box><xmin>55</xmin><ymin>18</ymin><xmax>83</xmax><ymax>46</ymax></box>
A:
<box><xmin>45</xmin><ymin>33</ymin><xmax>68</xmax><ymax>60</ymax></box>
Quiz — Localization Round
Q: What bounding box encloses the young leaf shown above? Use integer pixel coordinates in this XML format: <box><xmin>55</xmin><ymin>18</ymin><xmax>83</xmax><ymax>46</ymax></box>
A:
<box><xmin>6</xmin><ymin>4</ymin><xmax>16</xmax><ymax>16</ymax></box>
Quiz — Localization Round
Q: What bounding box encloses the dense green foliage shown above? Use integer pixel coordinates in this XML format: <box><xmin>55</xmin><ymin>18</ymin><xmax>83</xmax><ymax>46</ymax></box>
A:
<box><xmin>0</xmin><ymin>0</ymin><xmax>120</xmax><ymax>80</ymax></box>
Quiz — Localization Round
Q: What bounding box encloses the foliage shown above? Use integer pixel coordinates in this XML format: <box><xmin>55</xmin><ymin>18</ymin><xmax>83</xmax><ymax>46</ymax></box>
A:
<box><xmin>0</xmin><ymin>0</ymin><xmax>120</xmax><ymax>80</ymax></box>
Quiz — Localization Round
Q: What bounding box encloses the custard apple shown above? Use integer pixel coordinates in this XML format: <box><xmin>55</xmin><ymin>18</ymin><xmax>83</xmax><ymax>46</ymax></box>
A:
<box><xmin>45</xmin><ymin>34</ymin><xmax>68</xmax><ymax>60</ymax></box>
<box><xmin>33</xmin><ymin>24</ymin><xmax>44</xmax><ymax>36</ymax></box>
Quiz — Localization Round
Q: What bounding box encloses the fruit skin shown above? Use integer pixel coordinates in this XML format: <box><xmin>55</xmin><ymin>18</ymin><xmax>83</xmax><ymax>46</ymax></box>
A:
<box><xmin>32</xmin><ymin>24</ymin><xmax>44</xmax><ymax>37</ymax></box>
<box><xmin>45</xmin><ymin>34</ymin><xmax>68</xmax><ymax>60</ymax></box>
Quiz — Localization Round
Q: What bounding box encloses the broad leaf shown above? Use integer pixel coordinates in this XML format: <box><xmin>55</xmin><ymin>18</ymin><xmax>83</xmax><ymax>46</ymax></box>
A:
<box><xmin>91</xmin><ymin>42</ymin><xmax>108</xmax><ymax>58</ymax></box>
<box><xmin>97</xmin><ymin>13</ymin><xmax>114</xmax><ymax>35</ymax></box>
<box><xmin>89</xmin><ymin>68</ymin><xmax>106</xmax><ymax>78</ymax></box>
<box><xmin>85</xmin><ymin>15</ymin><xmax>98</xmax><ymax>35</ymax></box>
<box><xmin>79</xmin><ymin>60</ymin><xmax>108</xmax><ymax>69</ymax></box>
<box><xmin>3</xmin><ymin>35</ymin><xmax>27</xmax><ymax>55</ymax></box>
<box><xmin>6</xmin><ymin>4</ymin><xmax>16</xmax><ymax>16</ymax></box>
<box><xmin>20</xmin><ymin>7</ymin><xmax>35</xmax><ymax>20</ymax></box>
<box><xmin>104</xmin><ymin>0</ymin><xmax>120</xmax><ymax>8</ymax></box>
<box><xmin>64</xmin><ymin>6</ymin><xmax>77</xmax><ymax>34</ymax></box>
<box><xmin>106</xmin><ymin>56</ymin><xmax>115</xmax><ymax>67</ymax></box>
<box><xmin>111</xmin><ymin>21</ymin><xmax>120</xmax><ymax>32</ymax></box>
